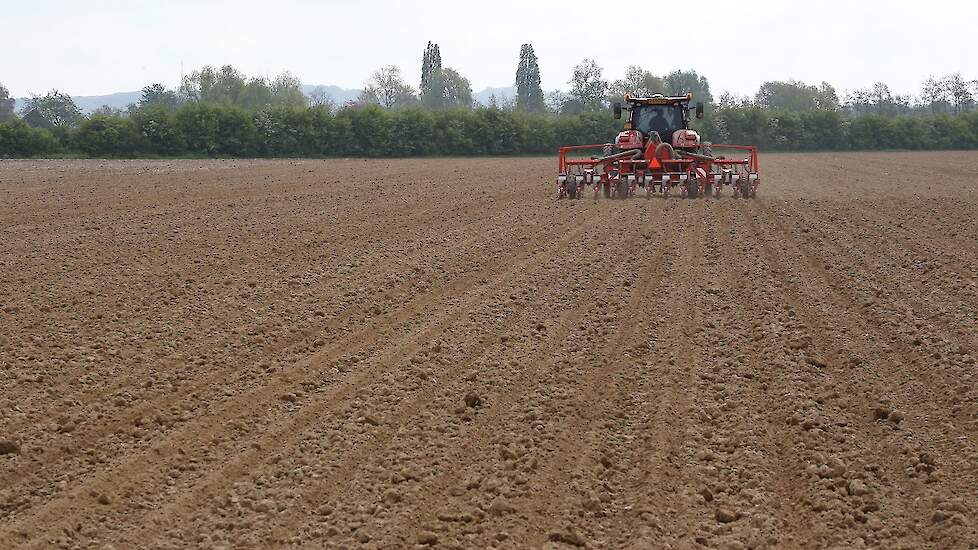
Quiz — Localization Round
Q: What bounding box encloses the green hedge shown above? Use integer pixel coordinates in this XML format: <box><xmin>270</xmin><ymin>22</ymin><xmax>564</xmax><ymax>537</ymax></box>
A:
<box><xmin>2</xmin><ymin>104</ymin><xmax>978</xmax><ymax>158</ymax></box>
<box><xmin>0</xmin><ymin>119</ymin><xmax>60</xmax><ymax>157</ymax></box>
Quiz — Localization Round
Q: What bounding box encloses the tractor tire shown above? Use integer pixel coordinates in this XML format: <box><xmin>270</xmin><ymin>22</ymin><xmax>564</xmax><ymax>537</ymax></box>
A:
<box><xmin>687</xmin><ymin>181</ymin><xmax>699</xmax><ymax>199</ymax></box>
<box><xmin>602</xmin><ymin>182</ymin><xmax>611</xmax><ymax>199</ymax></box>
<box><xmin>703</xmin><ymin>182</ymin><xmax>713</xmax><ymax>198</ymax></box>
<box><xmin>741</xmin><ymin>184</ymin><xmax>749</xmax><ymax>199</ymax></box>
<box><xmin>565</xmin><ymin>178</ymin><xmax>578</xmax><ymax>199</ymax></box>
<box><xmin>616</xmin><ymin>179</ymin><xmax>629</xmax><ymax>199</ymax></box>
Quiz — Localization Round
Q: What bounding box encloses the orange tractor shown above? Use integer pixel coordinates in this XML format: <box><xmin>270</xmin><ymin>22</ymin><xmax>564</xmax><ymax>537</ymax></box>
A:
<box><xmin>557</xmin><ymin>93</ymin><xmax>759</xmax><ymax>199</ymax></box>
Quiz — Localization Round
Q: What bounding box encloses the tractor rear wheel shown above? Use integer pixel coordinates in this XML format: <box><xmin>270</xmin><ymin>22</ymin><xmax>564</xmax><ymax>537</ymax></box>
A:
<box><xmin>741</xmin><ymin>184</ymin><xmax>749</xmax><ymax>199</ymax></box>
<box><xmin>602</xmin><ymin>182</ymin><xmax>611</xmax><ymax>199</ymax></box>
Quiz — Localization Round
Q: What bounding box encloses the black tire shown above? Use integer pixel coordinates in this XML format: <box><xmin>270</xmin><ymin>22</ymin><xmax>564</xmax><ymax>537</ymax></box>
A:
<box><xmin>616</xmin><ymin>180</ymin><xmax>629</xmax><ymax>199</ymax></box>
<box><xmin>687</xmin><ymin>180</ymin><xmax>699</xmax><ymax>199</ymax></box>
<box><xmin>602</xmin><ymin>182</ymin><xmax>611</xmax><ymax>198</ymax></box>
<box><xmin>741</xmin><ymin>184</ymin><xmax>749</xmax><ymax>199</ymax></box>
<box><xmin>565</xmin><ymin>179</ymin><xmax>577</xmax><ymax>199</ymax></box>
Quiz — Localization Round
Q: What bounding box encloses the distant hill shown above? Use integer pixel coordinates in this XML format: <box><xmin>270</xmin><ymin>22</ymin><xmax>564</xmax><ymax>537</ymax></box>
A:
<box><xmin>473</xmin><ymin>86</ymin><xmax>516</xmax><ymax>106</ymax></box>
<box><xmin>301</xmin><ymin>85</ymin><xmax>361</xmax><ymax>106</ymax></box>
<box><xmin>14</xmin><ymin>85</ymin><xmax>363</xmax><ymax>114</ymax></box>
<box><xmin>13</xmin><ymin>84</ymin><xmax>519</xmax><ymax>113</ymax></box>
<box><xmin>14</xmin><ymin>91</ymin><xmax>143</xmax><ymax>114</ymax></box>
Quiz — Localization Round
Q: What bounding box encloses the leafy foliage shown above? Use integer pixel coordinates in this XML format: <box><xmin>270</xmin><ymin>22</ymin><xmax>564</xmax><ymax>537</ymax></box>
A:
<box><xmin>75</xmin><ymin>115</ymin><xmax>142</xmax><ymax>155</ymax></box>
<box><xmin>179</xmin><ymin>65</ymin><xmax>307</xmax><ymax>110</ymax></box>
<box><xmin>515</xmin><ymin>44</ymin><xmax>545</xmax><ymax>113</ymax></box>
<box><xmin>140</xmin><ymin>84</ymin><xmax>181</xmax><ymax>112</ymax></box>
<box><xmin>4</xmin><ymin>59</ymin><xmax>978</xmax><ymax>158</ymax></box>
<box><xmin>0</xmin><ymin>119</ymin><xmax>60</xmax><ymax>157</ymax></box>
<box><xmin>21</xmin><ymin>90</ymin><xmax>83</xmax><ymax>128</ymax></box>
<box><xmin>0</xmin><ymin>83</ymin><xmax>15</xmax><ymax>122</ymax></box>
<box><xmin>755</xmin><ymin>80</ymin><xmax>839</xmax><ymax>112</ymax></box>
<box><xmin>664</xmin><ymin>70</ymin><xmax>713</xmax><ymax>106</ymax></box>
<box><xmin>566</xmin><ymin>59</ymin><xmax>607</xmax><ymax>113</ymax></box>
<box><xmin>608</xmin><ymin>66</ymin><xmax>664</xmax><ymax>103</ymax></box>
<box><xmin>359</xmin><ymin>66</ymin><xmax>419</xmax><ymax>110</ymax></box>
<box><xmin>420</xmin><ymin>42</ymin><xmax>443</xmax><ymax>109</ymax></box>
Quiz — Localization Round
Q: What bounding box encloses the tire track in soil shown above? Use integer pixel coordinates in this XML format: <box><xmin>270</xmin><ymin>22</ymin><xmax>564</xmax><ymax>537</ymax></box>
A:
<box><xmin>517</xmin><ymin>202</ymin><xmax>691</xmax><ymax>548</ymax></box>
<box><xmin>243</xmin><ymin>202</ymin><xmax>654</xmax><ymax>548</ymax></box>
<box><xmin>750</xmin><ymin>200</ymin><xmax>975</xmax><ymax>548</ymax></box>
<box><xmin>127</xmin><ymin>201</ymin><xmax>633</xmax><ymax>547</ymax></box>
<box><xmin>0</xmin><ymin>204</ymin><xmax>562</xmax><ymax>516</ymax></box>
<box><xmin>3</xmin><ymin>155</ymin><xmax>977</xmax><ymax>549</ymax></box>
<box><xmin>0</xmin><ymin>199</ymin><xmax>534</xmax><ymax>438</ymax></box>
<box><xmin>1</xmin><ymin>201</ymin><xmax>622</xmax><ymax>548</ymax></box>
<box><xmin>337</xmin><ymin>203</ymin><xmax>676</xmax><ymax>549</ymax></box>
<box><xmin>0</xmin><ymin>160</ymin><xmax>536</xmax><ymax>419</ymax></box>
<box><xmin>594</xmin><ymin>199</ymin><xmax>811</xmax><ymax>549</ymax></box>
<box><xmin>769</xmin><ymin>201</ymin><xmax>977</xmax><ymax>429</ymax></box>
<box><xmin>795</xmin><ymin>199</ymin><xmax>978</xmax><ymax>316</ymax></box>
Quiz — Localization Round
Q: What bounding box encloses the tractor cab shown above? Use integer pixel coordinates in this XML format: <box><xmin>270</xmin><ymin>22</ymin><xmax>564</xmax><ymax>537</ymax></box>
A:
<box><xmin>613</xmin><ymin>94</ymin><xmax>704</xmax><ymax>149</ymax></box>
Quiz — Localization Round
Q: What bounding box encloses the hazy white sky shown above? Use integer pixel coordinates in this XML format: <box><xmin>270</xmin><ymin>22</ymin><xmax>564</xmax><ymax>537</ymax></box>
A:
<box><xmin>3</xmin><ymin>0</ymin><xmax>975</xmax><ymax>98</ymax></box>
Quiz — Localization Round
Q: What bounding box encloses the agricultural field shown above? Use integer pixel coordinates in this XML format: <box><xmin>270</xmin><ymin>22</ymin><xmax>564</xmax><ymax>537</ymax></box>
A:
<box><xmin>0</xmin><ymin>152</ymin><xmax>976</xmax><ymax>549</ymax></box>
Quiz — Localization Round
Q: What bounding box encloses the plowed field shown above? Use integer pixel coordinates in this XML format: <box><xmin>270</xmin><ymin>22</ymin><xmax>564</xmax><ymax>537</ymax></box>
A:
<box><xmin>1</xmin><ymin>153</ymin><xmax>976</xmax><ymax>549</ymax></box>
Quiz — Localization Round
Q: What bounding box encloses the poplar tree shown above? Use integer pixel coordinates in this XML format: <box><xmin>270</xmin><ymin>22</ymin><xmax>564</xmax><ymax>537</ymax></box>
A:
<box><xmin>420</xmin><ymin>42</ymin><xmax>444</xmax><ymax>109</ymax></box>
<box><xmin>515</xmin><ymin>44</ymin><xmax>545</xmax><ymax>112</ymax></box>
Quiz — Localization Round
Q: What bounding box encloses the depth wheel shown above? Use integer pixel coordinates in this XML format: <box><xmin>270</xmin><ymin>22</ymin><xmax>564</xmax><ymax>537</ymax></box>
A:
<box><xmin>565</xmin><ymin>179</ymin><xmax>577</xmax><ymax>199</ymax></box>
<box><xmin>616</xmin><ymin>180</ymin><xmax>629</xmax><ymax>200</ymax></box>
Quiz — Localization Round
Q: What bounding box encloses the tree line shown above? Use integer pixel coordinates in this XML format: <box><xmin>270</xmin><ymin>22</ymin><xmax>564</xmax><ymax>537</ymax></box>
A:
<box><xmin>2</xmin><ymin>44</ymin><xmax>978</xmax><ymax>158</ymax></box>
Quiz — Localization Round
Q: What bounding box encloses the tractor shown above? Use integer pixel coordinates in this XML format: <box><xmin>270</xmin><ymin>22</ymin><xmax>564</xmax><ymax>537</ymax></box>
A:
<box><xmin>557</xmin><ymin>93</ymin><xmax>759</xmax><ymax>200</ymax></box>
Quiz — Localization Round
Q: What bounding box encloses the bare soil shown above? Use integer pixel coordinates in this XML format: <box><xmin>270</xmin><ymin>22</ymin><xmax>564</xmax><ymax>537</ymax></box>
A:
<box><xmin>0</xmin><ymin>153</ymin><xmax>976</xmax><ymax>549</ymax></box>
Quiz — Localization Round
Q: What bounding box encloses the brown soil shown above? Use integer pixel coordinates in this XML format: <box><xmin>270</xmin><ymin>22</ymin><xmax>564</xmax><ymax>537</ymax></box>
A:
<box><xmin>0</xmin><ymin>153</ymin><xmax>976</xmax><ymax>549</ymax></box>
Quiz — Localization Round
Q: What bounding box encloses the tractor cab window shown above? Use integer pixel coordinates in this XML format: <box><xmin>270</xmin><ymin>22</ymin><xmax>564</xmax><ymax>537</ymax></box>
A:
<box><xmin>633</xmin><ymin>105</ymin><xmax>684</xmax><ymax>139</ymax></box>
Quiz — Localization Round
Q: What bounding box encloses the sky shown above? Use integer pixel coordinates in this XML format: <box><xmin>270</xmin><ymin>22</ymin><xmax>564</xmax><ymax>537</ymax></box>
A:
<box><xmin>2</xmin><ymin>0</ymin><xmax>976</xmax><ymax>99</ymax></box>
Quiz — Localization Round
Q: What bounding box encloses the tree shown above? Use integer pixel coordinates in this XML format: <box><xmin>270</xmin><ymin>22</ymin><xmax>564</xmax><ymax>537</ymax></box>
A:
<box><xmin>0</xmin><ymin>83</ymin><xmax>15</xmax><ymax>122</ymax></box>
<box><xmin>21</xmin><ymin>90</ymin><xmax>82</xmax><ymax>128</ymax></box>
<box><xmin>545</xmin><ymin>90</ymin><xmax>568</xmax><ymax>115</ymax></box>
<box><xmin>180</xmin><ymin>65</ymin><xmax>248</xmax><ymax>105</ymax></box>
<box><xmin>815</xmin><ymin>82</ymin><xmax>840</xmax><ymax>111</ymax></box>
<box><xmin>921</xmin><ymin>76</ymin><xmax>947</xmax><ymax>113</ymax></box>
<box><xmin>139</xmin><ymin>83</ymin><xmax>181</xmax><ymax>112</ymax></box>
<box><xmin>180</xmin><ymin>65</ymin><xmax>306</xmax><ymax>110</ymax></box>
<box><xmin>440</xmin><ymin>68</ymin><xmax>472</xmax><ymax>108</ymax></box>
<box><xmin>755</xmin><ymin>80</ymin><xmax>837</xmax><ymax>112</ymax></box>
<box><xmin>420</xmin><ymin>42</ymin><xmax>443</xmax><ymax>109</ymax></box>
<box><xmin>307</xmin><ymin>86</ymin><xmax>337</xmax><ymax>111</ymax></box>
<box><xmin>608</xmin><ymin>66</ymin><xmax>664</xmax><ymax>101</ymax></box>
<box><xmin>0</xmin><ymin>119</ymin><xmax>59</xmax><ymax>157</ymax></box>
<box><xmin>360</xmin><ymin>66</ymin><xmax>418</xmax><ymax>109</ymax></box>
<box><xmin>92</xmin><ymin>105</ymin><xmax>125</xmax><ymax>117</ymax></box>
<box><xmin>567</xmin><ymin>59</ymin><xmax>607</xmax><ymax>113</ymax></box>
<box><xmin>943</xmin><ymin>73</ymin><xmax>975</xmax><ymax>114</ymax></box>
<box><xmin>76</xmin><ymin>115</ymin><xmax>141</xmax><ymax>155</ymax></box>
<box><xmin>664</xmin><ymin>70</ymin><xmax>713</xmax><ymax>105</ymax></box>
<box><xmin>717</xmin><ymin>91</ymin><xmax>752</xmax><ymax>109</ymax></box>
<box><xmin>270</xmin><ymin>72</ymin><xmax>308</xmax><ymax>108</ymax></box>
<box><xmin>515</xmin><ymin>44</ymin><xmax>545</xmax><ymax>112</ymax></box>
